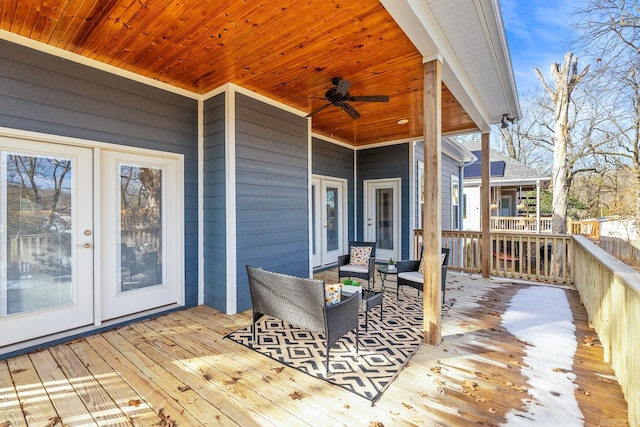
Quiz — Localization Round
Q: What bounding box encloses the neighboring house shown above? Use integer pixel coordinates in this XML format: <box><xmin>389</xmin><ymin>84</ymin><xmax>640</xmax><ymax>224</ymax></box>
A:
<box><xmin>0</xmin><ymin>1</ymin><xmax>519</xmax><ymax>356</ymax></box>
<box><xmin>462</xmin><ymin>141</ymin><xmax>551</xmax><ymax>232</ymax></box>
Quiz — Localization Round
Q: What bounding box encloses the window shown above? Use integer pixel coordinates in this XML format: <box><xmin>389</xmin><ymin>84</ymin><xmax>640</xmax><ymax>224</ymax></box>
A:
<box><xmin>451</xmin><ymin>175</ymin><xmax>459</xmax><ymax>230</ymax></box>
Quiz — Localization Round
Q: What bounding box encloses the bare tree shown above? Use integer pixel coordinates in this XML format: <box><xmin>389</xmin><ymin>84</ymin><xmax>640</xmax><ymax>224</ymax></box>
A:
<box><xmin>573</xmin><ymin>0</ymin><xmax>640</xmax><ymax>221</ymax></box>
<box><xmin>535</xmin><ymin>53</ymin><xmax>589</xmax><ymax>234</ymax></box>
<box><xmin>497</xmin><ymin>89</ymin><xmax>554</xmax><ymax>172</ymax></box>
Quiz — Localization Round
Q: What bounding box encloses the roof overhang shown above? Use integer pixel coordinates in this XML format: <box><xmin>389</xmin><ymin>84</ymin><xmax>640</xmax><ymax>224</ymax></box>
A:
<box><xmin>380</xmin><ymin>0</ymin><xmax>520</xmax><ymax>133</ymax></box>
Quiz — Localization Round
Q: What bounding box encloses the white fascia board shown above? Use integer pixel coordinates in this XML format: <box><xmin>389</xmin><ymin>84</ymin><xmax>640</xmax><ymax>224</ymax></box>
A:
<box><xmin>0</xmin><ymin>29</ymin><xmax>198</xmax><ymax>100</ymax></box>
<box><xmin>380</xmin><ymin>0</ymin><xmax>496</xmax><ymax>132</ymax></box>
<box><xmin>474</xmin><ymin>0</ymin><xmax>521</xmax><ymax>119</ymax></box>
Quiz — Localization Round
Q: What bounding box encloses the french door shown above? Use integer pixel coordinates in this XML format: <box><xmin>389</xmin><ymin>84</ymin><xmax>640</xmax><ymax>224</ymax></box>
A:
<box><xmin>312</xmin><ymin>176</ymin><xmax>346</xmax><ymax>268</ymax></box>
<box><xmin>100</xmin><ymin>151</ymin><xmax>181</xmax><ymax>320</ymax></box>
<box><xmin>0</xmin><ymin>136</ymin><xmax>183</xmax><ymax>348</ymax></box>
<box><xmin>364</xmin><ymin>178</ymin><xmax>400</xmax><ymax>262</ymax></box>
<box><xmin>0</xmin><ymin>139</ymin><xmax>94</xmax><ymax>346</ymax></box>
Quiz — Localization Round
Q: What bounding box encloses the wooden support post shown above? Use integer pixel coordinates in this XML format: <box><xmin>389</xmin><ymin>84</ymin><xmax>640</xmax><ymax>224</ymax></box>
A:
<box><xmin>423</xmin><ymin>58</ymin><xmax>442</xmax><ymax>345</ymax></box>
<box><xmin>481</xmin><ymin>132</ymin><xmax>491</xmax><ymax>278</ymax></box>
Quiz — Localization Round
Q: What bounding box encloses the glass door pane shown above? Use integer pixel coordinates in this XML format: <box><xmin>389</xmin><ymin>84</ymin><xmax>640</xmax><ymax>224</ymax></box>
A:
<box><xmin>119</xmin><ymin>164</ymin><xmax>163</xmax><ymax>292</ymax></box>
<box><xmin>376</xmin><ymin>188</ymin><xmax>394</xmax><ymax>250</ymax></box>
<box><xmin>325</xmin><ymin>186</ymin><xmax>339</xmax><ymax>252</ymax></box>
<box><xmin>2</xmin><ymin>153</ymin><xmax>74</xmax><ymax>314</ymax></box>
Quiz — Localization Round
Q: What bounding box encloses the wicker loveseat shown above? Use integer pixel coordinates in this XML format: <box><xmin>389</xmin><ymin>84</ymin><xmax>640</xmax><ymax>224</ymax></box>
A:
<box><xmin>396</xmin><ymin>248</ymin><xmax>450</xmax><ymax>303</ymax></box>
<box><xmin>246</xmin><ymin>265</ymin><xmax>360</xmax><ymax>374</ymax></box>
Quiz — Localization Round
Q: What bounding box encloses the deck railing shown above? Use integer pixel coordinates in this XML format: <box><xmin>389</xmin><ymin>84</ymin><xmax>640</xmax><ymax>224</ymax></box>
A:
<box><xmin>437</xmin><ymin>230</ymin><xmax>573</xmax><ymax>285</ymax></box>
<box><xmin>413</xmin><ymin>229</ymin><xmax>573</xmax><ymax>284</ymax></box>
<box><xmin>570</xmin><ymin>219</ymin><xmax>600</xmax><ymax>239</ymax></box>
<box><xmin>572</xmin><ymin>235</ymin><xmax>640</xmax><ymax>426</ymax></box>
<box><xmin>490</xmin><ymin>216</ymin><xmax>552</xmax><ymax>233</ymax></box>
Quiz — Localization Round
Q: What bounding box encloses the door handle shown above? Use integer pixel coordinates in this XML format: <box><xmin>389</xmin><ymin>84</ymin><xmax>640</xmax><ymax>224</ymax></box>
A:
<box><xmin>82</xmin><ymin>242</ymin><xmax>93</xmax><ymax>249</ymax></box>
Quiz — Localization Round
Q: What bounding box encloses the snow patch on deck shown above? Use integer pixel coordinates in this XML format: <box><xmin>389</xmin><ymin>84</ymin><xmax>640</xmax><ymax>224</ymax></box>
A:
<box><xmin>501</xmin><ymin>286</ymin><xmax>584</xmax><ymax>426</ymax></box>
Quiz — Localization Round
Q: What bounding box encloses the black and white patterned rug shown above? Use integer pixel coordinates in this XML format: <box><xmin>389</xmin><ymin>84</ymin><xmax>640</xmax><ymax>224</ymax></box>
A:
<box><xmin>225</xmin><ymin>292</ymin><xmax>452</xmax><ymax>404</ymax></box>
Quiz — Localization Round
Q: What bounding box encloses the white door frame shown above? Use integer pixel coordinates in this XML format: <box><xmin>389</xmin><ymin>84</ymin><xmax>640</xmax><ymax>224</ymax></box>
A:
<box><xmin>311</xmin><ymin>175</ymin><xmax>347</xmax><ymax>268</ymax></box>
<box><xmin>364</xmin><ymin>178</ymin><xmax>401</xmax><ymax>262</ymax></box>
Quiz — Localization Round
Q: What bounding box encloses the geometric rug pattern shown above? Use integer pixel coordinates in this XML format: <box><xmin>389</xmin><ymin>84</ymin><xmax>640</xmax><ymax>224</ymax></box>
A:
<box><xmin>225</xmin><ymin>291</ymin><xmax>448</xmax><ymax>404</ymax></box>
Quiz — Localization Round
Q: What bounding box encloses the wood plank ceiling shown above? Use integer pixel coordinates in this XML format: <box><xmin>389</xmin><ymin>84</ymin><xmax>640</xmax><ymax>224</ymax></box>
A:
<box><xmin>0</xmin><ymin>0</ymin><xmax>479</xmax><ymax>146</ymax></box>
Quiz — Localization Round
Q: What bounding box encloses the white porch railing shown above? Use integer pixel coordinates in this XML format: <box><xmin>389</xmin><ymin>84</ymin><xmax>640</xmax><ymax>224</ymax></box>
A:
<box><xmin>490</xmin><ymin>216</ymin><xmax>552</xmax><ymax>233</ymax></box>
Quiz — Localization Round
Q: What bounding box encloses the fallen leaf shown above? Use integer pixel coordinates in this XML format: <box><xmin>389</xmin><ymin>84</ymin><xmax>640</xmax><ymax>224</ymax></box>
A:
<box><xmin>262</xmin><ymin>375</ymin><xmax>272</xmax><ymax>383</ymax></box>
<box><xmin>10</xmin><ymin>368</ymin><xmax>26</xmax><ymax>374</ymax></box>
<box><xmin>369</xmin><ymin>421</ymin><xmax>385</xmax><ymax>427</ymax></box>
<box><xmin>289</xmin><ymin>391</ymin><xmax>304</xmax><ymax>400</ymax></box>
<box><xmin>177</xmin><ymin>385</ymin><xmax>191</xmax><ymax>392</ymax></box>
<box><xmin>435</xmin><ymin>378</ymin><xmax>445</xmax><ymax>386</ymax></box>
<box><xmin>402</xmin><ymin>402</ymin><xmax>413</xmax><ymax>410</ymax></box>
<box><xmin>552</xmin><ymin>368</ymin><xmax>570</xmax><ymax>373</ymax></box>
<box><xmin>158</xmin><ymin>408</ymin><xmax>177</xmax><ymax>427</ymax></box>
<box><xmin>128</xmin><ymin>399</ymin><xmax>141</xmax><ymax>407</ymax></box>
<box><xmin>272</xmin><ymin>367</ymin><xmax>284</xmax><ymax>373</ymax></box>
<box><xmin>45</xmin><ymin>417</ymin><xmax>62</xmax><ymax>427</ymax></box>
<box><xmin>583</xmin><ymin>336</ymin><xmax>601</xmax><ymax>347</ymax></box>
<box><xmin>463</xmin><ymin>380</ymin><xmax>478</xmax><ymax>392</ymax></box>
<box><xmin>430</xmin><ymin>366</ymin><xmax>442</xmax><ymax>373</ymax></box>
<box><xmin>344</xmin><ymin>404</ymin><xmax>350</xmax><ymax>409</ymax></box>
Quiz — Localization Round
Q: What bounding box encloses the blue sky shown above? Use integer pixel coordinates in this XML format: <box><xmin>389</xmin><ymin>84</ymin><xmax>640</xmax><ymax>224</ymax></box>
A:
<box><xmin>500</xmin><ymin>0</ymin><xmax>579</xmax><ymax>94</ymax></box>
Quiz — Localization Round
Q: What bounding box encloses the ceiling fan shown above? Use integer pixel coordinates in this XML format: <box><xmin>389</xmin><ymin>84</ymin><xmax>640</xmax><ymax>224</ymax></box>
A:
<box><xmin>305</xmin><ymin>77</ymin><xmax>389</xmax><ymax>119</ymax></box>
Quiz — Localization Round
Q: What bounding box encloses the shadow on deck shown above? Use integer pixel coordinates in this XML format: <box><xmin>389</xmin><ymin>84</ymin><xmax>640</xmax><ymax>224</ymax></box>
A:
<box><xmin>0</xmin><ymin>270</ymin><xmax>629</xmax><ymax>426</ymax></box>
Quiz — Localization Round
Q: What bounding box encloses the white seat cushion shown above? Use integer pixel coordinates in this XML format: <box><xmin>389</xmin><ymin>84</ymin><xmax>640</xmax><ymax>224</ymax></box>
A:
<box><xmin>340</xmin><ymin>265</ymin><xmax>368</xmax><ymax>274</ymax></box>
<box><xmin>398</xmin><ymin>271</ymin><xmax>423</xmax><ymax>284</ymax></box>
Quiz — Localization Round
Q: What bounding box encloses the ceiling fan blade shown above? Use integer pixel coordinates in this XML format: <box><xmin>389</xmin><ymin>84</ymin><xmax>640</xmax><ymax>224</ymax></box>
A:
<box><xmin>335</xmin><ymin>78</ymin><xmax>351</xmax><ymax>97</ymax></box>
<box><xmin>341</xmin><ymin>103</ymin><xmax>361</xmax><ymax>119</ymax></box>
<box><xmin>348</xmin><ymin>95</ymin><xmax>389</xmax><ymax>102</ymax></box>
<box><xmin>305</xmin><ymin>102</ymin><xmax>332</xmax><ymax>117</ymax></box>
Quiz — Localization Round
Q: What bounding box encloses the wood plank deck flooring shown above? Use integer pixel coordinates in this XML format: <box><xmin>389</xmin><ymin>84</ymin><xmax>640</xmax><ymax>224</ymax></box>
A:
<box><xmin>0</xmin><ymin>271</ymin><xmax>629</xmax><ymax>426</ymax></box>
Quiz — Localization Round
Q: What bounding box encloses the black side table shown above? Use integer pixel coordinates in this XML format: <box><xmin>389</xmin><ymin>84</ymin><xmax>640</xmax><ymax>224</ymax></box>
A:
<box><xmin>376</xmin><ymin>265</ymin><xmax>398</xmax><ymax>293</ymax></box>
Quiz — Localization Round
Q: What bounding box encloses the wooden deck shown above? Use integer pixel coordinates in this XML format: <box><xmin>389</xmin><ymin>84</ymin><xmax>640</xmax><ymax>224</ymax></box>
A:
<box><xmin>0</xmin><ymin>271</ymin><xmax>629</xmax><ymax>426</ymax></box>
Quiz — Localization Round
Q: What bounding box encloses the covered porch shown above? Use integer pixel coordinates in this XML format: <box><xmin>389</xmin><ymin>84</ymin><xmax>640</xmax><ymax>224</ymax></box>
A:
<box><xmin>0</xmin><ymin>271</ymin><xmax>628</xmax><ymax>426</ymax></box>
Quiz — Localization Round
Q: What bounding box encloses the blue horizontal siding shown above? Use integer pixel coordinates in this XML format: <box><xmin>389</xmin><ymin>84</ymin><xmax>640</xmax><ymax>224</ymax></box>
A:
<box><xmin>235</xmin><ymin>93</ymin><xmax>309</xmax><ymax>312</ymax></box>
<box><xmin>0</xmin><ymin>40</ymin><xmax>199</xmax><ymax>325</ymax></box>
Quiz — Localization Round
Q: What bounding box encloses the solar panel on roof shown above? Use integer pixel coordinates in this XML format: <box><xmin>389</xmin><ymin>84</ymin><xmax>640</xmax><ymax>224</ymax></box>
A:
<box><xmin>464</xmin><ymin>160</ymin><xmax>506</xmax><ymax>178</ymax></box>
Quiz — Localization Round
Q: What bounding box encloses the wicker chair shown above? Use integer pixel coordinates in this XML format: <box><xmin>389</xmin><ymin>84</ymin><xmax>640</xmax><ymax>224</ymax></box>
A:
<box><xmin>246</xmin><ymin>265</ymin><xmax>359</xmax><ymax>374</ymax></box>
<box><xmin>396</xmin><ymin>248</ymin><xmax>450</xmax><ymax>303</ymax></box>
<box><xmin>337</xmin><ymin>241</ymin><xmax>376</xmax><ymax>289</ymax></box>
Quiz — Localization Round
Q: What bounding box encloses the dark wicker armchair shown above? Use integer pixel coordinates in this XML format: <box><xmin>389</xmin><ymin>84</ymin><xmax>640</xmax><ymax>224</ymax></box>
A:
<box><xmin>396</xmin><ymin>248</ymin><xmax>450</xmax><ymax>303</ymax></box>
<box><xmin>246</xmin><ymin>265</ymin><xmax>359</xmax><ymax>374</ymax></box>
<box><xmin>337</xmin><ymin>241</ymin><xmax>376</xmax><ymax>289</ymax></box>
